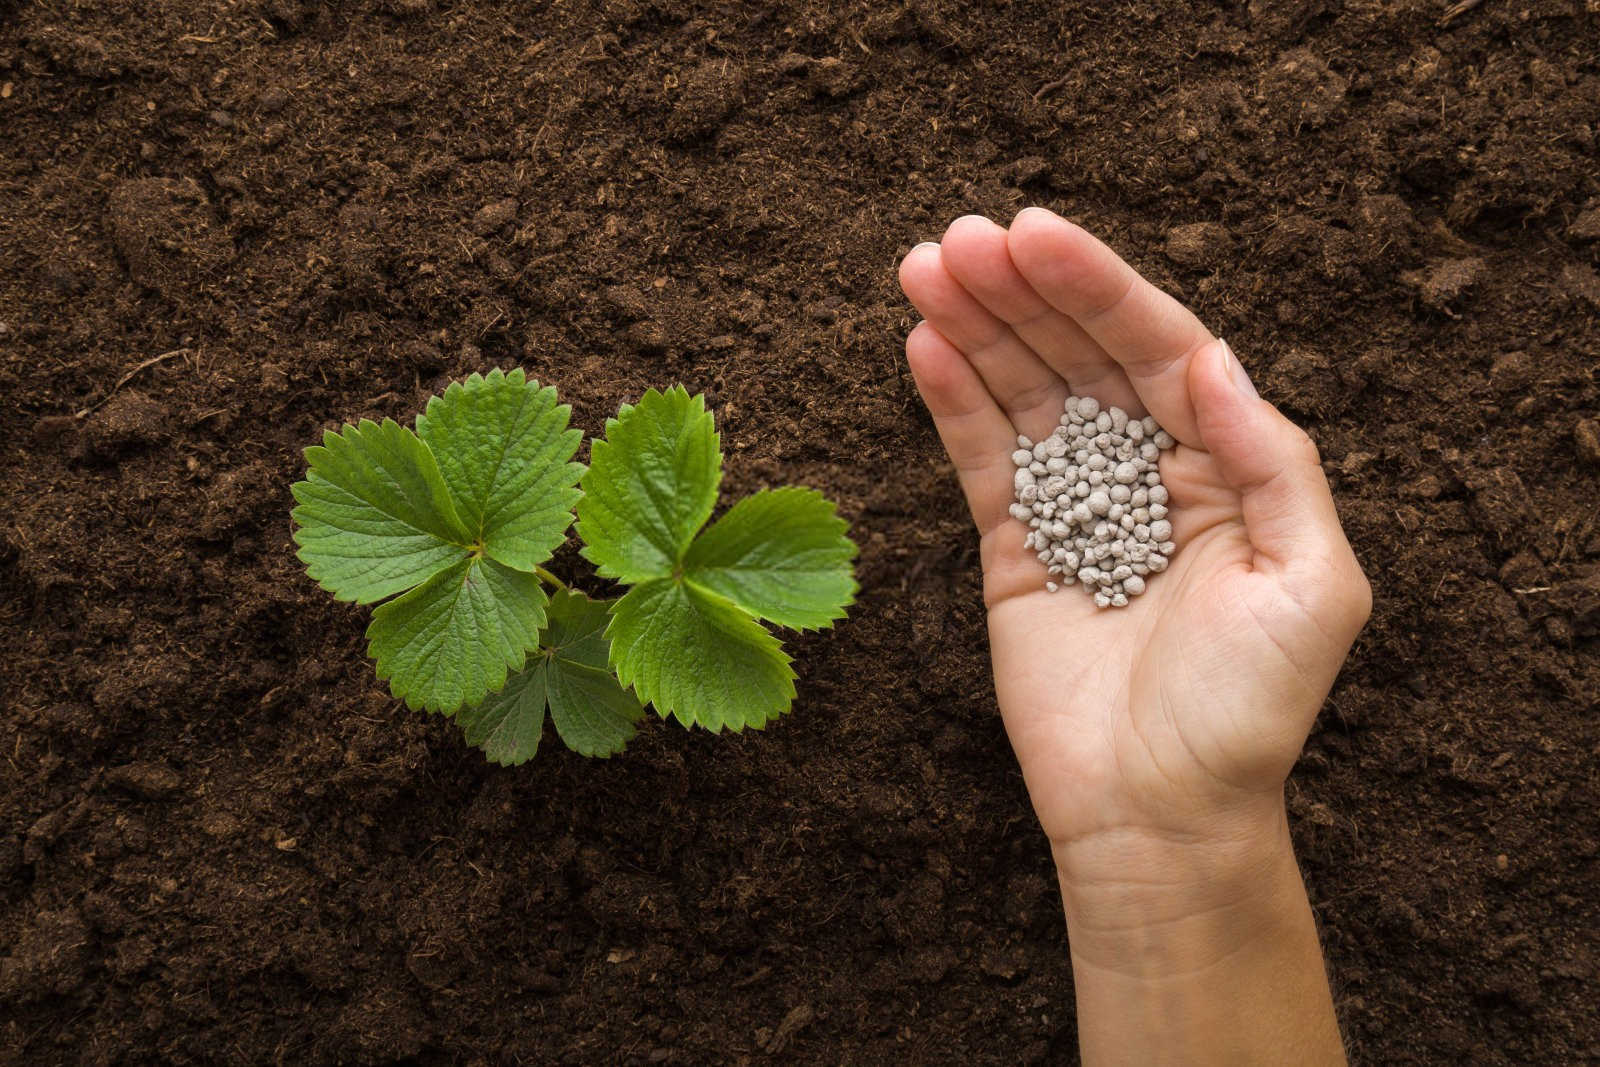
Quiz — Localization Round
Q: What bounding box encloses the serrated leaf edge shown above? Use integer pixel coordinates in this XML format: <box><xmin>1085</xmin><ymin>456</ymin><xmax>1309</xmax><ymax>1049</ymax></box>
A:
<box><xmin>683</xmin><ymin>485</ymin><xmax>860</xmax><ymax>633</ymax></box>
<box><xmin>367</xmin><ymin>556</ymin><xmax>548</xmax><ymax>714</ymax></box>
<box><xmin>604</xmin><ymin>577</ymin><xmax>796</xmax><ymax>734</ymax></box>
<box><xmin>289</xmin><ymin>417</ymin><xmax>474</xmax><ymax>604</ymax></box>
<box><xmin>576</xmin><ymin>385</ymin><xmax>723</xmax><ymax>583</ymax></box>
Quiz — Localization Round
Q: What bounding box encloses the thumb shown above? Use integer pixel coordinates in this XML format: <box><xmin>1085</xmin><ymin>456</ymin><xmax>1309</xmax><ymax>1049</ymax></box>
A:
<box><xmin>1188</xmin><ymin>338</ymin><xmax>1371</xmax><ymax>631</ymax></box>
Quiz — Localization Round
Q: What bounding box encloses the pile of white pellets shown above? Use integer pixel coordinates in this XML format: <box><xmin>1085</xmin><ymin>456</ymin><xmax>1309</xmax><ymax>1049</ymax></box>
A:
<box><xmin>1009</xmin><ymin>396</ymin><xmax>1177</xmax><ymax>608</ymax></box>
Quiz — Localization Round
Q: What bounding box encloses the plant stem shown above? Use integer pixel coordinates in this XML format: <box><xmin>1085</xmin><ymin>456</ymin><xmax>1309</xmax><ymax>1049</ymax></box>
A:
<box><xmin>534</xmin><ymin>564</ymin><xmax>569</xmax><ymax>592</ymax></box>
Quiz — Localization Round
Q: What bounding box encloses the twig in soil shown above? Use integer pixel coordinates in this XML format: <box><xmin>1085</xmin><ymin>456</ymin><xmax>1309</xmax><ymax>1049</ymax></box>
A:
<box><xmin>1438</xmin><ymin>0</ymin><xmax>1484</xmax><ymax>27</ymax></box>
<box><xmin>74</xmin><ymin>348</ymin><xmax>192</xmax><ymax>419</ymax></box>
<box><xmin>1032</xmin><ymin>77</ymin><xmax>1069</xmax><ymax>102</ymax></box>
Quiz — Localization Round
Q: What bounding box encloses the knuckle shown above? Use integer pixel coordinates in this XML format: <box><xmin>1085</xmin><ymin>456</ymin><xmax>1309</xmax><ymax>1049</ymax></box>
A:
<box><xmin>1292</xmin><ymin>551</ymin><xmax>1372</xmax><ymax>638</ymax></box>
<box><xmin>1348</xmin><ymin>563</ymin><xmax>1375</xmax><ymax>626</ymax></box>
<box><xmin>1290</xmin><ymin>427</ymin><xmax>1323</xmax><ymax>469</ymax></box>
<box><xmin>1322</xmin><ymin>558</ymin><xmax>1373</xmax><ymax>636</ymax></box>
<box><xmin>1081</xmin><ymin>270</ymin><xmax>1138</xmax><ymax>323</ymax></box>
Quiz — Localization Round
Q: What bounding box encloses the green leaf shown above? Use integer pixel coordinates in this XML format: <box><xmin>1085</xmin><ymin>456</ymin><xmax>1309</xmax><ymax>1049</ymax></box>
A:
<box><xmin>576</xmin><ymin>392</ymin><xmax>856</xmax><ymax>731</ymax></box>
<box><xmin>415</xmin><ymin>368</ymin><xmax>584</xmax><ymax>572</ymax></box>
<box><xmin>455</xmin><ymin>661</ymin><xmax>548</xmax><ymax>766</ymax></box>
<box><xmin>290</xmin><ymin>419</ymin><xmax>471</xmax><ymax>604</ymax></box>
<box><xmin>577</xmin><ymin>386</ymin><xmax>721</xmax><ymax>583</ymax></box>
<box><xmin>292</xmin><ymin>371</ymin><xmax>590</xmax><ymax>716</ymax></box>
<box><xmin>607</xmin><ymin>578</ymin><xmax>795</xmax><ymax>732</ymax></box>
<box><xmin>368</xmin><ymin>556</ymin><xmax>547</xmax><ymax>713</ymax></box>
<box><xmin>683</xmin><ymin>487</ymin><xmax>859</xmax><ymax>631</ymax></box>
<box><xmin>453</xmin><ymin>590</ymin><xmax>645</xmax><ymax>763</ymax></box>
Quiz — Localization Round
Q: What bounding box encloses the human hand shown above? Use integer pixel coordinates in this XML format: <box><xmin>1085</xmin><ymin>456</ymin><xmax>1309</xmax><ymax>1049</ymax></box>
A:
<box><xmin>898</xmin><ymin>208</ymin><xmax>1371</xmax><ymax>889</ymax></box>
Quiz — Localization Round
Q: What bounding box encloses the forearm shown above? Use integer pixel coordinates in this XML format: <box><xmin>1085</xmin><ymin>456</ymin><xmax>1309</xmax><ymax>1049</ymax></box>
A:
<box><xmin>1054</xmin><ymin>801</ymin><xmax>1345</xmax><ymax>1067</ymax></box>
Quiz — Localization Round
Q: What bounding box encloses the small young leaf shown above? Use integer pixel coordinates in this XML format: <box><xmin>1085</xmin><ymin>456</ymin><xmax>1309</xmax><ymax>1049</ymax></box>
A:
<box><xmin>454</xmin><ymin>590</ymin><xmax>644</xmax><ymax>763</ymax></box>
<box><xmin>576</xmin><ymin>386</ymin><xmax>721</xmax><ymax>583</ymax></box>
<box><xmin>607</xmin><ymin>578</ymin><xmax>796</xmax><ymax>732</ymax></box>
<box><xmin>290</xmin><ymin>419</ymin><xmax>471</xmax><ymax>604</ymax></box>
<box><xmin>368</xmin><ymin>556</ymin><xmax>547</xmax><ymax>713</ymax></box>
<box><xmin>455</xmin><ymin>663</ymin><xmax>548</xmax><ymax>766</ymax></box>
<box><xmin>683</xmin><ymin>487</ymin><xmax>859</xmax><ymax>631</ymax></box>
<box><xmin>542</xmin><ymin>590</ymin><xmax>646</xmax><ymax>757</ymax></box>
<box><xmin>414</xmin><ymin>368</ymin><xmax>584</xmax><ymax>572</ymax></box>
<box><xmin>547</xmin><ymin>663</ymin><xmax>645</xmax><ymax>757</ymax></box>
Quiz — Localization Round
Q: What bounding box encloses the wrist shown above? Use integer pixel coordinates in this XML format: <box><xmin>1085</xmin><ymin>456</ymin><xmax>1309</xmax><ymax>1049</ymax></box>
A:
<box><xmin>1054</xmin><ymin>795</ymin><xmax>1348</xmax><ymax>1065</ymax></box>
<box><xmin>1052</xmin><ymin>794</ymin><xmax>1302</xmax><ymax>974</ymax></box>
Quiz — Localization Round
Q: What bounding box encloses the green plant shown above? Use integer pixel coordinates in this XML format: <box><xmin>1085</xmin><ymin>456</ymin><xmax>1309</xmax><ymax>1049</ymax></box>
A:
<box><xmin>290</xmin><ymin>369</ymin><xmax>858</xmax><ymax>764</ymax></box>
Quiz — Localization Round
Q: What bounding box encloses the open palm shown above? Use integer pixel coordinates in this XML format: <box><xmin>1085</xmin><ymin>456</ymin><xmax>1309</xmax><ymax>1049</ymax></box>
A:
<box><xmin>899</xmin><ymin>209</ymin><xmax>1371</xmax><ymax>862</ymax></box>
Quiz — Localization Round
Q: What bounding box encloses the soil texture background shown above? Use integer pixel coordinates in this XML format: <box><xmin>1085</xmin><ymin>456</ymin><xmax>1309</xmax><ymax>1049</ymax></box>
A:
<box><xmin>3</xmin><ymin>0</ymin><xmax>1599</xmax><ymax>1063</ymax></box>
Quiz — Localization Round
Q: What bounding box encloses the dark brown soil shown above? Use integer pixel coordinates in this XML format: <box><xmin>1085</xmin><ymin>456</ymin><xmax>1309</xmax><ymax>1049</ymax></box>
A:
<box><xmin>3</xmin><ymin>1</ymin><xmax>1598</xmax><ymax>1063</ymax></box>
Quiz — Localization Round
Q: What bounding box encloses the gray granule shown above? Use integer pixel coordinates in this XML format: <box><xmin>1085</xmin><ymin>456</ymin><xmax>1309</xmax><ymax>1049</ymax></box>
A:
<box><xmin>1009</xmin><ymin>394</ymin><xmax>1179</xmax><ymax>608</ymax></box>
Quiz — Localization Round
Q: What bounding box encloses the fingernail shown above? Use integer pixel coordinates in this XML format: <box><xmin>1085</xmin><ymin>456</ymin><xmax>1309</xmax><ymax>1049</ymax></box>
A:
<box><xmin>912</xmin><ymin>241</ymin><xmax>940</xmax><ymax>253</ymax></box>
<box><xmin>1220</xmin><ymin>338</ymin><xmax>1257</xmax><ymax>398</ymax></box>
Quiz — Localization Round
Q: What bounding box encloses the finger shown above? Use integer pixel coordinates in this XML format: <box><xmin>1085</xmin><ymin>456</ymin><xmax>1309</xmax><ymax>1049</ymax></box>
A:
<box><xmin>939</xmin><ymin>215</ymin><xmax>1144</xmax><ymax>416</ymax></box>
<box><xmin>1189</xmin><ymin>337</ymin><xmax>1371</xmax><ymax>631</ymax></box>
<box><xmin>904</xmin><ymin>321</ymin><xmax>1019</xmax><ymax>537</ymax></box>
<box><xmin>1007</xmin><ymin>206</ymin><xmax>1214</xmax><ymax>447</ymax></box>
<box><xmin>898</xmin><ymin>242</ymin><xmax>1067</xmax><ymax>441</ymax></box>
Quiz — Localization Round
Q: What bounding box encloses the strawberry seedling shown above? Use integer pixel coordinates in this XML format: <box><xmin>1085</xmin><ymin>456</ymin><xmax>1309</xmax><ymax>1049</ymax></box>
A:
<box><xmin>290</xmin><ymin>370</ymin><xmax>857</xmax><ymax>764</ymax></box>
